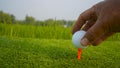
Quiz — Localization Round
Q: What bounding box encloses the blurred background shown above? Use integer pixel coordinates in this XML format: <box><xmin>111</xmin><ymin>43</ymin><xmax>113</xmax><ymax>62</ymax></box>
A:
<box><xmin>0</xmin><ymin>0</ymin><xmax>103</xmax><ymax>20</ymax></box>
<box><xmin>2</xmin><ymin>0</ymin><xmax>118</xmax><ymax>40</ymax></box>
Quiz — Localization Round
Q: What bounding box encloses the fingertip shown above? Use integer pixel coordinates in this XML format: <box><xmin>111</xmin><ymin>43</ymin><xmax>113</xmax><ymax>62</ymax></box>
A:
<box><xmin>80</xmin><ymin>38</ymin><xmax>90</xmax><ymax>46</ymax></box>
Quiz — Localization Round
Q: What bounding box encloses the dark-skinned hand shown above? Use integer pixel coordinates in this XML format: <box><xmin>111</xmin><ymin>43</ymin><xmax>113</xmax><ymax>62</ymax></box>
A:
<box><xmin>72</xmin><ymin>0</ymin><xmax>120</xmax><ymax>46</ymax></box>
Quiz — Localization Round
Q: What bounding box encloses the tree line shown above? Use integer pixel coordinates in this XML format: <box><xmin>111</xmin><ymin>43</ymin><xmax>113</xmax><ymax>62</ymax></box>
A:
<box><xmin>0</xmin><ymin>11</ymin><xmax>74</xmax><ymax>27</ymax></box>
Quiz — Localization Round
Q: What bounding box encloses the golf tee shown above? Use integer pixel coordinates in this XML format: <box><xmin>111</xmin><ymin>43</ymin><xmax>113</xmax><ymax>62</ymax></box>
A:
<box><xmin>78</xmin><ymin>48</ymin><xmax>82</xmax><ymax>60</ymax></box>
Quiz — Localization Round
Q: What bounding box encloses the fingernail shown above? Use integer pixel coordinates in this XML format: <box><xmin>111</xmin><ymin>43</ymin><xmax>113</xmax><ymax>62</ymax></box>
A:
<box><xmin>80</xmin><ymin>38</ymin><xmax>90</xmax><ymax>46</ymax></box>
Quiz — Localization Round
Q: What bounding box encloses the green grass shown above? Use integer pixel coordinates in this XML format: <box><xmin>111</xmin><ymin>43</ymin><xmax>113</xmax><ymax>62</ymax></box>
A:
<box><xmin>0</xmin><ymin>23</ymin><xmax>120</xmax><ymax>40</ymax></box>
<box><xmin>0</xmin><ymin>23</ymin><xmax>72</xmax><ymax>39</ymax></box>
<box><xmin>0</xmin><ymin>36</ymin><xmax>120</xmax><ymax>68</ymax></box>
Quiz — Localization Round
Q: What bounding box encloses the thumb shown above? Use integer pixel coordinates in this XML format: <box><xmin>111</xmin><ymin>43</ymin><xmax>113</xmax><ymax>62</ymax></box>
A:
<box><xmin>80</xmin><ymin>20</ymin><xmax>106</xmax><ymax>46</ymax></box>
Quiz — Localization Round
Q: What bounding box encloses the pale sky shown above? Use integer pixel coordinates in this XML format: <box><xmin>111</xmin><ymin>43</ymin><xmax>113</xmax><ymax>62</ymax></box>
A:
<box><xmin>0</xmin><ymin>0</ymin><xmax>103</xmax><ymax>20</ymax></box>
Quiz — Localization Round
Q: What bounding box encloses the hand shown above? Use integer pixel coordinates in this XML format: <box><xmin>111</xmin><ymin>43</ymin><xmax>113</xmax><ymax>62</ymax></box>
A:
<box><xmin>72</xmin><ymin>0</ymin><xmax>120</xmax><ymax>46</ymax></box>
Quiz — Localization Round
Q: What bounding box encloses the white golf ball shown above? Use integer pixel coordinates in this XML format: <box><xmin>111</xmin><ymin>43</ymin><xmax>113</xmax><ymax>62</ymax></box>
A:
<box><xmin>72</xmin><ymin>30</ymin><xmax>87</xmax><ymax>49</ymax></box>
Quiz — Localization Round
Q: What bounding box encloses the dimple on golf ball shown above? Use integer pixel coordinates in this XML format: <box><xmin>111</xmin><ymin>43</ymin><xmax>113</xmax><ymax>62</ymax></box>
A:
<box><xmin>72</xmin><ymin>30</ymin><xmax>87</xmax><ymax>49</ymax></box>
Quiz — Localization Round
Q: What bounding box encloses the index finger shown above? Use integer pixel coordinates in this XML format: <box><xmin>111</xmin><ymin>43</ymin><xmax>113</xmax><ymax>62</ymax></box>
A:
<box><xmin>72</xmin><ymin>7</ymin><xmax>95</xmax><ymax>34</ymax></box>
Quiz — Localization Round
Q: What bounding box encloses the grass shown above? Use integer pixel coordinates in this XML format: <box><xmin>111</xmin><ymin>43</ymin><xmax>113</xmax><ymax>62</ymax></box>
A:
<box><xmin>0</xmin><ymin>23</ymin><xmax>120</xmax><ymax>68</ymax></box>
<box><xmin>0</xmin><ymin>23</ymin><xmax>72</xmax><ymax>39</ymax></box>
<box><xmin>0</xmin><ymin>23</ymin><xmax>120</xmax><ymax>40</ymax></box>
<box><xmin>0</xmin><ymin>36</ymin><xmax>120</xmax><ymax>68</ymax></box>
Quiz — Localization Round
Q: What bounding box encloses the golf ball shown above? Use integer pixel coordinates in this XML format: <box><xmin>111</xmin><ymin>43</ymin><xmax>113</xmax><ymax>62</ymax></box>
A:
<box><xmin>72</xmin><ymin>30</ymin><xmax>87</xmax><ymax>49</ymax></box>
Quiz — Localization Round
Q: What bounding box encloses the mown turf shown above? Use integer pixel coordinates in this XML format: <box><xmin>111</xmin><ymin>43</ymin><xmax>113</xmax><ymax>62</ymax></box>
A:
<box><xmin>0</xmin><ymin>36</ymin><xmax>120</xmax><ymax>68</ymax></box>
